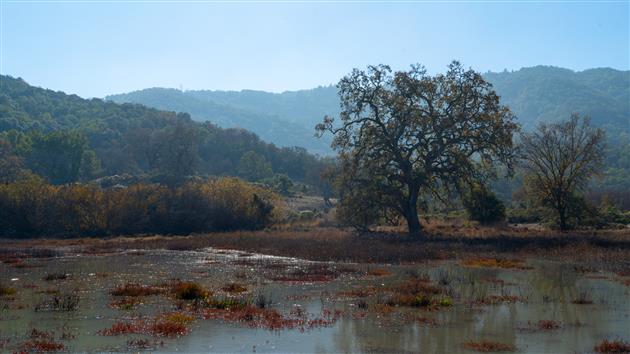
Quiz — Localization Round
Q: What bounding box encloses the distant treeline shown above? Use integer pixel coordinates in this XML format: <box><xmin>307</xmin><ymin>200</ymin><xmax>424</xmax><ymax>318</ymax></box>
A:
<box><xmin>0</xmin><ymin>178</ymin><xmax>281</xmax><ymax>238</ymax></box>
<box><xmin>0</xmin><ymin>75</ymin><xmax>333</xmax><ymax>190</ymax></box>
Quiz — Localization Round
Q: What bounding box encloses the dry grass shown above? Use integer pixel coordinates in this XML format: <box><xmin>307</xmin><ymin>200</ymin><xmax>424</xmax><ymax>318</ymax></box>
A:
<box><xmin>2</xmin><ymin>225</ymin><xmax>629</xmax><ymax>269</ymax></box>
<box><xmin>463</xmin><ymin>258</ymin><xmax>532</xmax><ymax>270</ymax></box>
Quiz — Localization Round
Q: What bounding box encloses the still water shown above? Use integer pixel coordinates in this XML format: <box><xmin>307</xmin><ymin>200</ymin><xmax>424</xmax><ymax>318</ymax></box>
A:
<box><xmin>1</xmin><ymin>249</ymin><xmax>628</xmax><ymax>353</ymax></box>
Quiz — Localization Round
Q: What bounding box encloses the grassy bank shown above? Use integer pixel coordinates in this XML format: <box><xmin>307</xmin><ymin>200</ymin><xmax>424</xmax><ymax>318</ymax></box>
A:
<box><xmin>2</xmin><ymin>224</ymin><xmax>629</xmax><ymax>273</ymax></box>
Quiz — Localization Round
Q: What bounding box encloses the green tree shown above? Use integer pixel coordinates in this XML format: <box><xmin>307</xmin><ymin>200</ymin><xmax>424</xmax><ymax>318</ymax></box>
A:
<box><xmin>462</xmin><ymin>183</ymin><xmax>506</xmax><ymax>225</ymax></box>
<box><xmin>317</xmin><ymin>61</ymin><xmax>518</xmax><ymax>236</ymax></box>
<box><xmin>520</xmin><ymin>114</ymin><xmax>605</xmax><ymax>230</ymax></box>
<box><xmin>0</xmin><ymin>139</ymin><xmax>26</xmax><ymax>183</ymax></box>
<box><xmin>27</xmin><ymin>131</ymin><xmax>97</xmax><ymax>184</ymax></box>
<box><xmin>238</xmin><ymin>151</ymin><xmax>273</xmax><ymax>181</ymax></box>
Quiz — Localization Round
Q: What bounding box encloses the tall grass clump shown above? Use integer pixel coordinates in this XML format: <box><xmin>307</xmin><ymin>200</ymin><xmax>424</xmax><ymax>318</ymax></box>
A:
<box><xmin>0</xmin><ymin>177</ymin><xmax>282</xmax><ymax>238</ymax></box>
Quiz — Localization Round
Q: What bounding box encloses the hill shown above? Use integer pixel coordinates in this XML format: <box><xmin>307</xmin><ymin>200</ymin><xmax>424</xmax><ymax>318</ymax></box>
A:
<box><xmin>107</xmin><ymin>66</ymin><xmax>629</xmax><ymax>153</ymax></box>
<box><xmin>0</xmin><ymin>75</ymin><xmax>330</xmax><ymax>187</ymax></box>
<box><xmin>106</xmin><ymin>87</ymin><xmax>335</xmax><ymax>155</ymax></box>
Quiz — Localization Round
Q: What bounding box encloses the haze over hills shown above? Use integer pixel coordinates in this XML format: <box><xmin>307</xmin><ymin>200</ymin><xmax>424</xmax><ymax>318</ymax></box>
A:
<box><xmin>107</xmin><ymin>66</ymin><xmax>630</xmax><ymax>154</ymax></box>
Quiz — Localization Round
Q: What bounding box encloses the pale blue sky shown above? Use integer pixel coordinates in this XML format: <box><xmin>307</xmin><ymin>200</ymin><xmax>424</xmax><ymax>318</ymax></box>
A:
<box><xmin>1</xmin><ymin>1</ymin><xmax>628</xmax><ymax>98</ymax></box>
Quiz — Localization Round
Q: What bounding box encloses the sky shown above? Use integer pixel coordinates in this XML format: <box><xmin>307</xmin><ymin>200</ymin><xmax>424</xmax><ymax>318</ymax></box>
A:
<box><xmin>1</xmin><ymin>1</ymin><xmax>628</xmax><ymax>98</ymax></box>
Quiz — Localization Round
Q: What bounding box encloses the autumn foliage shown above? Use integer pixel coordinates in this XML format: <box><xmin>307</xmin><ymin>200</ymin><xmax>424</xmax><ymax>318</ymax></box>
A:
<box><xmin>0</xmin><ymin>177</ymin><xmax>281</xmax><ymax>238</ymax></box>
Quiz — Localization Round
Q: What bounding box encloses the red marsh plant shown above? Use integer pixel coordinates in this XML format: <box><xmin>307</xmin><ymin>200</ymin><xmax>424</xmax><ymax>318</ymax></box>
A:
<box><xmin>99</xmin><ymin>312</ymin><xmax>194</xmax><ymax>337</ymax></box>
<box><xmin>18</xmin><ymin>328</ymin><xmax>65</xmax><ymax>353</ymax></box>
<box><xmin>366</xmin><ymin>268</ymin><xmax>392</xmax><ymax>277</ymax></box>
<box><xmin>594</xmin><ymin>339</ymin><xmax>630</xmax><ymax>353</ymax></box>
<box><xmin>202</xmin><ymin>305</ymin><xmax>342</xmax><ymax>331</ymax></box>
<box><xmin>463</xmin><ymin>340</ymin><xmax>516</xmax><ymax>352</ymax></box>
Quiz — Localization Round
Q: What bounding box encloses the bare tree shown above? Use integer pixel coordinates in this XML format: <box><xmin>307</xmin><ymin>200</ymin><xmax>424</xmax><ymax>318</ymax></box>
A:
<box><xmin>520</xmin><ymin>114</ymin><xmax>605</xmax><ymax>230</ymax></box>
<box><xmin>317</xmin><ymin>61</ymin><xmax>518</xmax><ymax>236</ymax></box>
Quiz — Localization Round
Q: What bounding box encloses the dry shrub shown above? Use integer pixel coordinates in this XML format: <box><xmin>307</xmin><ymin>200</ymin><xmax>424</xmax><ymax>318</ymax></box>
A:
<box><xmin>0</xmin><ymin>177</ymin><xmax>281</xmax><ymax>238</ymax></box>
<box><xmin>172</xmin><ymin>282</ymin><xmax>208</xmax><ymax>300</ymax></box>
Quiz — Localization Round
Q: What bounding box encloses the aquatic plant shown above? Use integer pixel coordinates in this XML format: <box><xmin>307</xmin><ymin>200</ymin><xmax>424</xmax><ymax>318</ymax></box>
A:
<box><xmin>594</xmin><ymin>339</ymin><xmax>630</xmax><ymax>353</ymax></box>
<box><xmin>149</xmin><ymin>320</ymin><xmax>188</xmax><ymax>337</ymax></box>
<box><xmin>0</xmin><ymin>284</ymin><xmax>16</xmax><ymax>296</ymax></box>
<box><xmin>537</xmin><ymin>320</ymin><xmax>560</xmax><ymax>330</ymax></box>
<box><xmin>222</xmin><ymin>283</ymin><xmax>247</xmax><ymax>293</ymax></box>
<box><xmin>35</xmin><ymin>293</ymin><xmax>79</xmax><ymax>311</ymax></box>
<box><xmin>127</xmin><ymin>339</ymin><xmax>154</xmax><ymax>350</ymax></box>
<box><xmin>43</xmin><ymin>273</ymin><xmax>67</xmax><ymax>281</ymax></box>
<box><xmin>463</xmin><ymin>340</ymin><xmax>516</xmax><ymax>352</ymax></box>
<box><xmin>110</xmin><ymin>283</ymin><xmax>165</xmax><ymax>297</ymax></box>
<box><xmin>366</xmin><ymin>268</ymin><xmax>392</xmax><ymax>277</ymax></box>
<box><xmin>572</xmin><ymin>290</ymin><xmax>594</xmax><ymax>304</ymax></box>
<box><xmin>253</xmin><ymin>292</ymin><xmax>272</xmax><ymax>309</ymax></box>
<box><xmin>109</xmin><ymin>297</ymin><xmax>142</xmax><ymax>310</ymax></box>
<box><xmin>205</xmin><ymin>297</ymin><xmax>248</xmax><ymax>310</ymax></box>
<box><xmin>18</xmin><ymin>329</ymin><xmax>65</xmax><ymax>353</ymax></box>
<box><xmin>172</xmin><ymin>282</ymin><xmax>208</xmax><ymax>300</ymax></box>
<box><xmin>99</xmin><ymin>321</ymin><xmax>141</xmax><ymax>336</ymax></box>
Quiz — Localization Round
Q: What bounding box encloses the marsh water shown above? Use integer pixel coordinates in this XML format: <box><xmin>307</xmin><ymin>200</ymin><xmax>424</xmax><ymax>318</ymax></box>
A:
<box><xmin>1</xmin><ymin>248</ymin><xmax>628</xmax><ymax>353</ymax></box>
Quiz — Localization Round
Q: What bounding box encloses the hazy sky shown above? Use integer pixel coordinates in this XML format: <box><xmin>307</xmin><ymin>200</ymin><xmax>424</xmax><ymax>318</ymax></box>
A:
<box><xmin>1</xmin><ymin>1</ymin><xmax>628</xmax><ymax>98</ymax></box>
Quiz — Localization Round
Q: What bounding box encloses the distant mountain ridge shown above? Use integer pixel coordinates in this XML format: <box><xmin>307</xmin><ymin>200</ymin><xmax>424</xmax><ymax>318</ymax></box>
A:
<box><xmin>107</xmin><ymin>65</ymin><xmax>629</xmax><ymax>153</ymax></box>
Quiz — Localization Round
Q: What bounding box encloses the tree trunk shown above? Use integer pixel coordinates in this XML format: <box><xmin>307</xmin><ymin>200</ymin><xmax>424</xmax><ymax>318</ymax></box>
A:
<box><xmin>406</xmin><ymin>209</ymin><xmax>422</xmax><ymax>236</ymax></box>
<box><xmin>403</xmin><ymin>186</ymin><xmax>423</xmax><ymax>237</ymax></box>
<box><xmin>559</xmin><ymin>208</ymin><xmax>567</xmax><ymax>231</ymax></box>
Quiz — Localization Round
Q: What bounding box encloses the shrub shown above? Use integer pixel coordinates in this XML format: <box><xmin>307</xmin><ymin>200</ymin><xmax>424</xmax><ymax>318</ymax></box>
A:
<box><xmin>172</xmin><ymin>282</ymin><xmax>208</xmax><ymax>300</ymax></box>
<box><xmin>462</xmin><ymin>183</ymin><xmax>506</xmax><ymax>225</ymax></box>
<box><xmin>0</xmin><ymin>177</ymin><xmax>281</xmax><ymax>238</ymax></box>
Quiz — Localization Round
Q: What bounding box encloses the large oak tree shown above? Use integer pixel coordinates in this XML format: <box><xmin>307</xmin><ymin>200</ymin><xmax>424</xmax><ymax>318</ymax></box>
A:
<box><xmin>317</xmin><ymin>61</ymin><xmax>518</xmax><ymax>236</ymax></box>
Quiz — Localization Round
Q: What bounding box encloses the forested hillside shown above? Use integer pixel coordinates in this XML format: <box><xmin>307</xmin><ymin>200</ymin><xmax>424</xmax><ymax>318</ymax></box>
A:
<box><xmin>107</xmin><ymin>66</ymin><xmax>629</xmax><ymax>153</ymax></box>
<box><xmin>484</xmin><ymin>66</ymin><xmax>629</xmax><ymax>143</ymax></box>
<box><xmin>0</xmin><ymin>75</ymin><xmax>331</xmax><ymax>188</ymax></box>
<box><xmin>107</xmin><ymin>66</ymin><xmax>630</xmax><ymax>193</ymax></box>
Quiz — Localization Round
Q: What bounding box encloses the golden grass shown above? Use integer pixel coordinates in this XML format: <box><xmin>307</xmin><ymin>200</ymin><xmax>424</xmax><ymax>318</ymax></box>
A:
<box><xmin>462</xmin><ymin>258</ymin><xmax>532</xmax><ymax>270</ymax></box>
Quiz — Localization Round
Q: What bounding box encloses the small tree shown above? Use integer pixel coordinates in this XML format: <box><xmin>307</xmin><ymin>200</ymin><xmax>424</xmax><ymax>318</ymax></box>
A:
<box><xmin>520</xmin><ymin>114</ymin><xmax>605</xmax><ymax>230</ymax></box>
<box><xmin>462</xmin><ymin>183</ymin><xmax>506</xmax><ymax>225</ymax></box>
